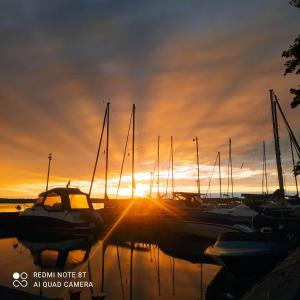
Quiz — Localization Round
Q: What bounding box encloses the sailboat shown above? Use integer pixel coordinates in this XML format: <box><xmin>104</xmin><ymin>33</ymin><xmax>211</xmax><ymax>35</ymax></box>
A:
<box><xmin>17</xmin><ymin>103</ymin><xmax>112</xmax><ymax>234</ymax></box>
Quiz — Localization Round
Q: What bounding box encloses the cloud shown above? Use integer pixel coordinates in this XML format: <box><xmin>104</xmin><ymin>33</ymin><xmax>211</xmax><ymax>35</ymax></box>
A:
<box><xmin>0</xmin><ymin>0</ymin><xmax>299</xmax><ymax>197</ymax></box>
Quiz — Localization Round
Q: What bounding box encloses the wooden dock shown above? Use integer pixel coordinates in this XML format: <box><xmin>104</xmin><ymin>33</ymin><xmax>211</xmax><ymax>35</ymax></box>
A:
<box><xmin>242</xmin><ymin>246</ymin><xmax>300</xmax><ymax>300</ymax></box>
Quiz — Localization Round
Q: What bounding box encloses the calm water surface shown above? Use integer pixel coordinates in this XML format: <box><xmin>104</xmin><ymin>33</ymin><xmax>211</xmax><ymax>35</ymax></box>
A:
<box><xmin>0</xmin><ymin>204</ymin><xmax>263</xmax><ymax>299</ymax></box>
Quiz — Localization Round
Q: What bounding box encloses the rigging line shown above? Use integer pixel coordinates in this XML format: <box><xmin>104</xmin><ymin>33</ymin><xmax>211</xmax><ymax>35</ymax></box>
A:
<box><xmin>89</xmin><ymin>106</ymin><xmax>108</xmax><ymax>196</ymax></box>
<box><xmin>275</xmin><ymin>95</ymin><xmax>300</xmax><ymax>158</ymax></box>
<box><xmin>116</xmin><ymin>110</ymin><xmax>133</xmax><ymax>198</ymax></box>
<box><xmin>290</xmin><ymin>135</ymin><xmax>299</xmax><ymax>197</ymax></box>
<box><xmin>206</xmin><ymin>153</ymin><xmax>219</xmax><ymax>197</ymax></box>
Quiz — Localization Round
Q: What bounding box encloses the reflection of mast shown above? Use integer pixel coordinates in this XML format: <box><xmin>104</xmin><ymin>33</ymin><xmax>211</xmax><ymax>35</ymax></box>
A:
<box><xmin>172</xmin><ymin>257</ymin><xmax>175</xmax><ymax>296</ymax></box>
<box><xmin>116</xmin><ymin>243</ymin><xmax>125</xmax><ymax>300</ymax></box>
<box><xmin>130</xmin><ymin>242</ymin><xmax>134</xmax><ymax>300</ymax></box>
<box><xmin>101</xmin><ymin>242</ymin><xmax>106</xmax><ymax>294</ymax></box>
<box><xmin>200</xmin><ymin>263</ymin><xmax>203</xmax><ymax>300</ymax></box>
<box><xmin>171</xmin><ymin>136</ymin><xmax>174</xmax><ymax>199</ymax></box>
<box><xmin>132</xmin><ymin>104</ymin><xmax>136</xmax><ymax>200</ymax></box>
<box><xmin>157</xmin><ymin>245</ymin><xmax>161</xmax><ymax>296</ymax></box>
<box><xmin>269</xmin><ymin>90</ymin><xmax>284</xmax><ymax>196</ymax></box>
<box><xmin>157</xmin><ymin>136</ymin><xmax>160</xmax><ymax>199</ymax></box>
<box><xmin>104</xmin><ymin>102</ymin><xmax>110</xmax><ymax>200</ymax></box>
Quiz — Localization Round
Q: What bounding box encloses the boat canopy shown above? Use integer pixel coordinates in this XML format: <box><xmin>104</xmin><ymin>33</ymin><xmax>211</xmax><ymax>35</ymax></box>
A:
<box><xmin>35</xmin><ymin>188</ymin><xmax>93</xmax><ymax>211</ymax></box>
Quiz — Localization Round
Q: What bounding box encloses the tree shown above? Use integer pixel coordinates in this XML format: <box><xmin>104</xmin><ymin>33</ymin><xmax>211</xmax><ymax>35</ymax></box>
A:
<box><xmin>282</xmin><ymin>0</ymin><xmax>300</xmax><ymax>108</ymax></box>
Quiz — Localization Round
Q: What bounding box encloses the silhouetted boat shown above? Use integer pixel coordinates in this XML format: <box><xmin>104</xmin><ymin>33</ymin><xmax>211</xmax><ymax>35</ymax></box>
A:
<box><xmin>204</xmin><ymin>230</ymin><xmax>294</xmax><ymax>273</ymax></box>
<box><xmin>18</xmin><ymin>187</ymin><xmax>104</xmax><ymax>234</ymax></box>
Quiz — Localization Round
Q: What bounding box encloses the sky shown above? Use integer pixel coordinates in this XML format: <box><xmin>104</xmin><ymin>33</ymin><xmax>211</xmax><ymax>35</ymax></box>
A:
<box><xmin>0</xmin><ymin>0</ymin><xmax>299</xmax><ymax>198</ymax></box>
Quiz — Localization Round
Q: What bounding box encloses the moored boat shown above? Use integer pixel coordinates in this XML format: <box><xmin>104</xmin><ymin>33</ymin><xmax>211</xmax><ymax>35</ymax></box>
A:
<box><xmin>18</xmin><ymin>187</ymin><xmax>104</xmax><ymax>234</ymax></box>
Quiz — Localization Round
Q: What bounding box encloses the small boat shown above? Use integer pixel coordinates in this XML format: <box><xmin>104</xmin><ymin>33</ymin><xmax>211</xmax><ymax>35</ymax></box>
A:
<box><xmin>165</xmin><ymin>218</ymin><xmax>254</xmax><ymax>240</ymax></box>
<box><xmin>204</xmin><ymin>230</ymin><xmax>293</xmax><ymax>273</ymax></box>
<box><xmin>18</xmin><ymin>187</ymin><xmax>104</xmax><ymax>234</ymax></box>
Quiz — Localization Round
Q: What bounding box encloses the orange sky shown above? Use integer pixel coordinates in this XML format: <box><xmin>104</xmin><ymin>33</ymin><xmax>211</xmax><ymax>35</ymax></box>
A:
<box><xmin>0</xmin><ymin>0</ymin><xmax>299</xmax><ymax>198</ymax></box>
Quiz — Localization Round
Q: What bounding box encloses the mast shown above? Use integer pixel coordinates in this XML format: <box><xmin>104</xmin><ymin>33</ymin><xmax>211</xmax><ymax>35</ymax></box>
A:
<box><xmin>171</xmin><ymin>136</ymin><xmax>174</xmax><ymax>199</ymax></box>
<box><xmin>262</xmin><ymin>141</ymin><xmax>268</xmax><ymax>195</ymax></box>
<box><xmin>132</xmin><ymin>104</ymin><xmax>135</xmax><ymax>200</ymax></box>
<box><xmin>157</xmin><ymin>136</ymin><xmax>160</xmax><ymax>199</ymax></box>
<box><xmin>104</xmin><ymin>102</ymin><xmax>110</xmax><ymax>200</ymax></box>
<box><xmin>46</xmin><ymin>153</ymin><xmax>52</xmax><ymax>192</ymax></box>
<box><xmin>269</xmin><ymin>90</ymin><xmax>284</xmax><ymax>196</ymax></box>
<box><xmin>227</xmin><ymin>138</ymin><xmax>233</xmax><ymax>198</ymax></box>
<box><xmin>218</xmin><ymin>152</ymin><xmax>222</xmax><ymax>200</ymax></box>
<box><xmin>194</xmin><ymin>137</ymin><xmax>201</xmax><ymax>197</ymax></box>
<box><xmin>89</xmin><ymin>107</ymin><xmax>107</xmax><ymax>196</ymax></box>
<box><xmin>230</xmin><ymin>138</ymin><xmax>233</xmax><ymax>198</ymax></box>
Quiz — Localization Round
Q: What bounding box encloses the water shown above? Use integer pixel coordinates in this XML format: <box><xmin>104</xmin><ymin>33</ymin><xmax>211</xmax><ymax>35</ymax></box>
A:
<box><xmin>0</xmin><ymin>204</ymin><xmax>273</xmax><ymax>299</ymax></box>
<box><xmin>0</xmin><ymin>231</ymin><xmax>222</xmax><ymax>300</ymax></box>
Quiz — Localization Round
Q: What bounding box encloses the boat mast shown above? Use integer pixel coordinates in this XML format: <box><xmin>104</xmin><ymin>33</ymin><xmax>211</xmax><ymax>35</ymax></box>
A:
<box><xmin>269</xmin><ymin>90</ymin><xmax>284</xmax><ymax>196</ymax></box>
<box><xmin>132</xmin><ymin>104</ymin><xmax>135</xmax><ymax>200</ymax></box>
<box><xmin>228</xmin><ymin>138</ymin><xmax>233</xmax><ymax>198</ymax></box>
<box><xmin>104</xmin><ymin>102</ymin><xmax>110</xmax><ymax>200</ymax></box>
<box><xmin>46</xmin><ymin>153</ymin><xmax>52</xmax><ymax>192</ymax></box>
<box><xmin>194</xmin><ymin>137</ymin><xmax>201</xmax><ymax>197</ymax></box>
<box><xmin>218</xmin><ymin>151</ymin><xmax>222</xmax><ymax>200</ymax></box>
<box><xmin>171</xmin><ymin>136</ymin><xmax>174</xmax><ymax>199</ymax></box>
<box><xmin>262</xmin><ymin>141</ymin><xmax>268</xmax><ymax>195</ymax></box>
<box><xmin>157</xmin><ymin>136</ymin><xmax>160</xmax><ymax>199</ymax></box>
<box><xmin>89</xmin><ymin>106</ymin><xmax>107</xmax><ymax>196</ymax></box>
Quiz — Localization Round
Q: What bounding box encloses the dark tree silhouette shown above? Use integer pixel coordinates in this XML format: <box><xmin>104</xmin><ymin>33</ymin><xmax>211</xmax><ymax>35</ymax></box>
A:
<box><xmin>282</xmin><ymin>0</ymin><xmax>300</xmax><ymax>108</ymax></box>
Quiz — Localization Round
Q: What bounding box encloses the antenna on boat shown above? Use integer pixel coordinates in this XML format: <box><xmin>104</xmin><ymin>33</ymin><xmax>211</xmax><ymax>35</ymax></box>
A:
<box><xmin>218</xmin><ymin>151</ymin><xmax>222</xmax><ymax>200</ymax></box>
<box><xmin>89</xmin><ymin>105</ymin><xmax>108</xmax><ymax>196</ymax></box>
<box><xmin>269</xmin><ymin>90</ymin><xmax>284</xmax><ymax>197</ymax></box>
<box><xmin>157</xmin><ymin>136</ymin><xmax>160</xmax><ymax>199</ymax></box>
<box><xmin>193</xmin><ymin>137</ymin><xmax>201</xmax><ymax>197</ymax></box>
<box><xmin>132</xmin><ymin>104</ymin><xmax>136</xmax><ymax>200</ymax></box>
<box><xmin>104</xmin><ymin>102</ymin><xmax>110</xmax><ymax>200</ymax></box>
<box><xmin>262</xmin><ymin>141</ymin><xmax>268</xmax><ymax>195</ymax></box>
<box><xmin>46</xmin><ymin>153</ymin><xmax>52</xmax><ymax>192</ymax></box>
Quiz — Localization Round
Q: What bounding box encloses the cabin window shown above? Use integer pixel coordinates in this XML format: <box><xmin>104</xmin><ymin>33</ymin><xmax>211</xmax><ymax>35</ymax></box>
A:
<box><xmin>69</xmin><ymin>194</ymin><xmax>89</xmax><ymax>209</ymax></box>
<box><xmin>44</xmin><ymin>193</ymin><xmax>62</xmax><ymax>211</ymax></box>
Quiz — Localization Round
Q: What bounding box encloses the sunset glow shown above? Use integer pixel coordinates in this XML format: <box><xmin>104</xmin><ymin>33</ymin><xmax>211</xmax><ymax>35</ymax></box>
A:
<box><xmin>0</xmin><ymin>1</ymin><xmax>299</xmax><ymax>198</ymax></box>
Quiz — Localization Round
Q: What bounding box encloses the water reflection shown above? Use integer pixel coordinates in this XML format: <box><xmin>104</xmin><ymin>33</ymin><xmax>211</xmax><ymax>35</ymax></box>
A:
<box><xmin>0</xmin><ymin>226</ymin><xmax>223</xmax><ymax>300</ymax></box>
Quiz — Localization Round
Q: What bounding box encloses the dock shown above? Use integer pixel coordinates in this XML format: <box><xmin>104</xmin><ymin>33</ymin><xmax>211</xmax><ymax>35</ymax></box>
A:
<box><xmin>242</xmin><ymin>246</ymin><xmax>300</xmax><ymax>300</ymax></box>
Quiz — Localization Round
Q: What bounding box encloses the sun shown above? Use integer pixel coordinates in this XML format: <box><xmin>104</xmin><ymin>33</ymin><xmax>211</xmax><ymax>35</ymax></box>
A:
<box><xmin>134</xmin><ymin>184</ymin><xmax>148</xmax><ymax>198</ymax></box>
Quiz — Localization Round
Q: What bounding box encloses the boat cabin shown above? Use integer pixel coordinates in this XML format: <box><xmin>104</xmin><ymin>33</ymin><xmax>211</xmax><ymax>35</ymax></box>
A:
<box><xmin>34</xmin><ymin>188</ymin><xmax>93</xmax><ymax>212</ymax></box>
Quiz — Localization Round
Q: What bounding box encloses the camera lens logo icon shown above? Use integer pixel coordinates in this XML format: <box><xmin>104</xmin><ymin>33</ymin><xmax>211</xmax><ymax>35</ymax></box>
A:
<box><xmin>13</xmin><ymin>272</ymin><xmax>28</xmax><ymax>288</ymax></box>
